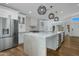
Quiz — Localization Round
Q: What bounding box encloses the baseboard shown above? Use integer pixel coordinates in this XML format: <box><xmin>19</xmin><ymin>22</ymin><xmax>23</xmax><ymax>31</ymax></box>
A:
<box><xmin>18</xmin><ymin>43</ymin><xmax>24</xmax><ymax>46</ymax></box>
<box><xmin>70</xmin><ymin>36</ymin><xmax>79</xmax><ymax>38</ymax></box>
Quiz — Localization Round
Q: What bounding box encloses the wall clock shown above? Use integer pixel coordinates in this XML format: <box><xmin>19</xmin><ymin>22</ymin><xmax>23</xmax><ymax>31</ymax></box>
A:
<box><xmin>54</xmin><ymin>17</ymin><xmax>59</xmax><ymax>21</ymax></box>
<box><xmin>37</xmin><ymin>5</ymin><xmax>47</xmax><ymax>15</ymax></box>
<box><xmin>48</xmin><ymin>13</ymin><xmax>55</xmax><ymax>19</ymax></box>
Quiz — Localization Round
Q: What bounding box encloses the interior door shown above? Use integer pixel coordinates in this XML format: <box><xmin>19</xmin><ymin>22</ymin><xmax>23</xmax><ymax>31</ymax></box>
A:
<box><xmin>24</xmin><ymin>35</ymin><xmax>32</xmax><ymax>55</ymax></box>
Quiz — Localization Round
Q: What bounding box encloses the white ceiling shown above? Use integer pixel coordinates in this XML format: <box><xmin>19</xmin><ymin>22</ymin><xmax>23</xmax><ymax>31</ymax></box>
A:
<box><xmin>0</xmin><ymin>3</ymin><xmax>79</xmax><ymax>18</ymax></box>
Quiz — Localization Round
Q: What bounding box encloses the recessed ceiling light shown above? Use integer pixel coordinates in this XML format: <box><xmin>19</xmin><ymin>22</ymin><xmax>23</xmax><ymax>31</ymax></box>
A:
<box><xmin>29</xmin><ymin>11</ymin><xmax>32</xmax><ymax>14</ymax></box>
<box><xmin>77</xmin><ymin>4</ymin><xmax>79</xmax><ymax>6</ymax></box>
<box><xmin>6</xmin><ymin>3</ymin><xmax>9</xmax><ymax>4</ymax></box>
<box><xmin>60</xmin><ymin>11</ymin><xmax>63</xmax><ymax>13</ymax></box>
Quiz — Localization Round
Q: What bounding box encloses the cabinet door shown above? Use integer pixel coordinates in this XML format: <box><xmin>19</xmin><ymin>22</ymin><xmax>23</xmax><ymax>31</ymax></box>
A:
<box><xmin>24</xmin><ymin>35</ymin><xmax>32</xmax><ymax>55</ymax></box>
<box><xmin>26</xmin><ymin>16</ymin><xmax>31</xmax><ymax>32</ymax></box>
<box><xmin>30</xmin><ymin>18</ymin><xmax>37</xmax><ymax>26</ymax></box>
<box><xmin>18</xmin><ymin>33</ymin><xmax>24</xmax><ymax>44</ymax></box>
<box><xmin>31</xmin><ymin>36</ymin><xmax>46</xmax><ymax>56</ymax></box>
<box><xmin>24</xmin><ymin>35</ymin><xmax>46</xmax><ymax>56</ymax></box>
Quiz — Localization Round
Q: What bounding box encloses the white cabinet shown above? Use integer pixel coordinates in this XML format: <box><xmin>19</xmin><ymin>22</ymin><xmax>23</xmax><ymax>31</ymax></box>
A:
<box><xmin>46</xmin><ymin>35</ymin><xmax>59</xmax><ymax>50</ymax></box>
<box><xmin>11</xmin><ymin>12</ymin><xmax>18</xmax><ymax>19</ymax></box>
<box><xmin>24</xmin><ymin>35</ymin><xmax>32</xmax><ymax>55</ymax></box>
<box><xmin>19</xmin><ymin>24</ymin><xmax>26</xmax><ymax>32</ymax></box>
<box><xmin>26</xmin><ymin>16</ymin><xmax>31</xmax><ymax>32</ymax></box>
<box><xmin>18</xmin><ymin>14</ymin><xmax>27</xmax><ymax>44</ymax></box>
<box><xmin>24</xmin><ymin>35</ymin><xmax>46</xmax><ymax>56</ymax></box>
<box><xmin>30</xmin><ymin>18</ymin><xmax>37</xmax><ymax>26</ymax></box>
<box><xmin>18</xmin><ymin>33</ymin><xmax>25</xmax><ymax>44</ymax></box>
<box><xmin>30</xmin><ymin>18</ymin><xmax>38</xmax><ymax>31</ymax></box>
<box><xmin>18</xmin><ymin>14</ymin><xmax>26</xmax><ymax>32</ymax></box>
<box><xmin>24</xmin><ymin>32</ymin><xmax>63</xmax><ymax>56</ymax></box>
<box><xmin>0</xmin><ymin>6</ymin><xmax>18</xmax><ymax>19</ymax></box>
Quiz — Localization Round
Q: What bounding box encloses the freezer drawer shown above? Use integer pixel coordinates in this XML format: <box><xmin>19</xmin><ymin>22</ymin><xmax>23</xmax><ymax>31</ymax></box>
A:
<box><xmin>0</xmin><ymin>38</ymin><xmax>4</xmax><ymax>51</ymax></box>
<box><xmin>0</xmin><ymin>37</ymin><xmax>13</xmax><ymax>51</ymax></box>
<box><xmin>3</xmin><ymin>37</ymin><xmax>13</xmax><ymax>50</ymax></box>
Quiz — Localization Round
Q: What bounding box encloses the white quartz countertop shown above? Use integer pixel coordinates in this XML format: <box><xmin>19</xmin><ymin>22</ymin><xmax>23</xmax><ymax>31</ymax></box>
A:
<box><xmin>24</xmin><ymin>31</ymin><xmax>64</xmax><ymax>38</ymax></box>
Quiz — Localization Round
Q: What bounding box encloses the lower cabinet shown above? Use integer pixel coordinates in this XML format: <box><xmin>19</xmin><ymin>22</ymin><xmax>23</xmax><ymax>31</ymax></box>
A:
<box><xmin>24</xmin><ymin>35</ymin><xmax>46</xmax><ymax>56</ymax></box>
<box><xmin>58</xmin><ymin>32</ymin><xmax>64</xmax><ymax>47</ymax></box>
<box><xmin>18</xmin><ymin>32</ymin><xmax>24</xmax><ymax>44</ymax></box>
<box><xmin>46</xmin><ymin>35</ymin><xmax>59</xmax><ymax>50</ymax></box>
<box><xmin>46</xmin><ymin>32</ymin><xmax>64</xmax><ymax>50</ymax></box>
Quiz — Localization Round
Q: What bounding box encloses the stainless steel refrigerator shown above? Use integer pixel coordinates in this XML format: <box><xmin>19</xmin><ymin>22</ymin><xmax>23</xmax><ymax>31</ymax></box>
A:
<box><xmin>0</xmin><ymin>17</ymin><xmax>18</xmax><ymax>51</ymax></box>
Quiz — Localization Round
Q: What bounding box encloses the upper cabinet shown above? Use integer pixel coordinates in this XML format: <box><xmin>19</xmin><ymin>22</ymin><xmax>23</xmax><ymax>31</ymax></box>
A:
<box><xmin>0</xmin><ymin>5</ymin><xmax>18</xmax><ymax>19</ymax></box>
<box><xmin>18</xmin><ymin>16</ymin><xmax>26</xmax><ymax>24</ymax></box>
<box><xmin>18</xmin><ymin>13</ymin><xmax>26</xmax><ymax>32</ymax></box>
<box><xmin>30</xmin><ymin>18</ymin><xmax>38</xmax><ymax>26</ymax></box>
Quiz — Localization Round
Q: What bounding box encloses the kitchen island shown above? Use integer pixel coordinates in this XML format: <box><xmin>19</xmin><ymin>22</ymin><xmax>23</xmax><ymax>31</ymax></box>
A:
<box><xmin>24</xmin><ymin>31</ymin><xmax>64</xmax><ymax>56</ymax></box>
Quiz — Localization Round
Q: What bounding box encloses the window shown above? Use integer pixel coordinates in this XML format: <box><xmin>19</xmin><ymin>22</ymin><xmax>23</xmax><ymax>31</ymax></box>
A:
<box><xmin>72</xmin><ymin>18</ymin><xmax>79</xmax><ymax>22</ymax></box>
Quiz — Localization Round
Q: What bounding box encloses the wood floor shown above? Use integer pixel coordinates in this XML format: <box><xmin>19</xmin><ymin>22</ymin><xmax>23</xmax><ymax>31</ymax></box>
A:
<box><xmin>0</xmin><ymin>45</ymin><xmax>26</xmax><ymax>56</ymax></box>
<box><xmin>0</xmin><ymin>36</ymin><xmax>79</xmax><ymax>56</ymax></box>
<box><xmin>47</xmin><ymin>36</ymin><xmax>79</xmax><ymax>56</ymax></box>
